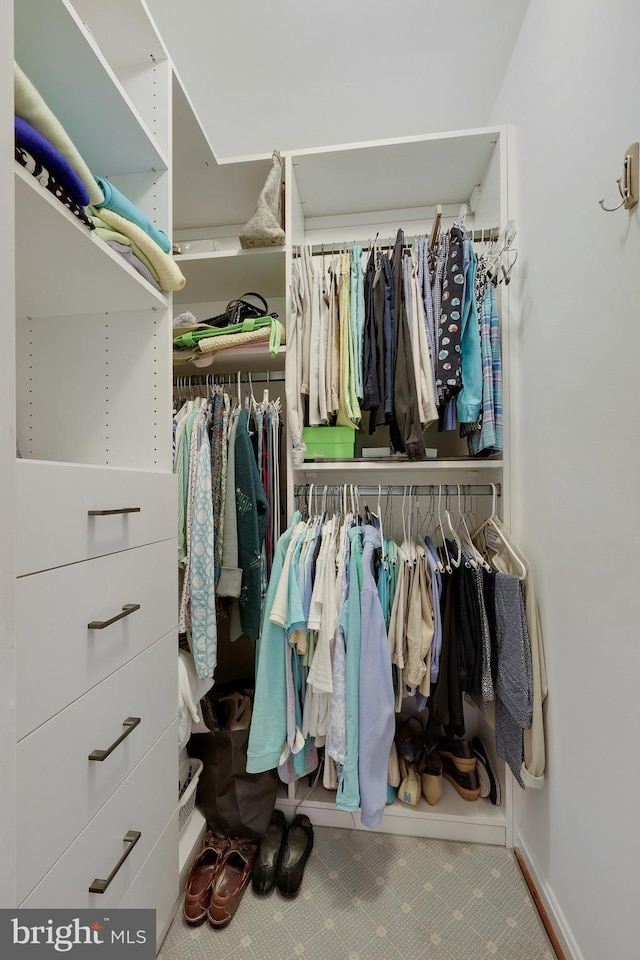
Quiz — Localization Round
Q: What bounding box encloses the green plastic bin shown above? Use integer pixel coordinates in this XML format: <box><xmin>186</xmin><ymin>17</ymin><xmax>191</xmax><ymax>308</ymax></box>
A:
<box><xmin>302</xmin><ymin>426</ymin><xmax>355</xmax><ymax>460</ymax></box>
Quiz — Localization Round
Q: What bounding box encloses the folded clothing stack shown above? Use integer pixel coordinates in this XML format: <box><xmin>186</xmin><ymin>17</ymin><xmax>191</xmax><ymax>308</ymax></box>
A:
<box><xmin>14</xmin><ymin>61</ymin><xmax>185</xmax><ymax>293</ymax></box>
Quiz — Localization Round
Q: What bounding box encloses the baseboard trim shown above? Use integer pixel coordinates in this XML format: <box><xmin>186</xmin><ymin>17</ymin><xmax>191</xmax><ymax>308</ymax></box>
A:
<box><xmin>514</xmin><ymin>834</ymin><xmax>585</xmax><ymax>960</ymax></box>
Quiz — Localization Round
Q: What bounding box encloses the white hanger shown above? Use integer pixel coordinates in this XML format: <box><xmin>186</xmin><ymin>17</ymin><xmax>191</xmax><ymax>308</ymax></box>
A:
<box><xmin>443</xmin><ymin>490</ymin><xmax>462</xmax><ymax>568</ymax></box>
<box><xmin>457</xmin><ymin>484</ymin><xmax>493</xmax><ymax>571</ymax></box>
<box><xmin>437</xmin><ymin>486</ymin><xmax>453</xmax><ymax>574</ymax></box>
<box><xmin>474</xmin><ymin>483</ymin><xmax>527</xmax><ymax>580</ymax></box>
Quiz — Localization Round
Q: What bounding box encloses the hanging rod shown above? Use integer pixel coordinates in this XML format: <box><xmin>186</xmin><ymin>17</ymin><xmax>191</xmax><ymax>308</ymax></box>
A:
<box><xmin>293</xmin><ymin>227</ymin><xmax>500</xmax><ymax>256</ymax></box>
<box><xmin>295</xmin><ymin>483</ymin><xmax>501</xmax><ymax>497</ymax></box>
<box><xmin>173</xmin><ymin>371</ymin><xmax>285</xmax><ymax>386</ymax></box>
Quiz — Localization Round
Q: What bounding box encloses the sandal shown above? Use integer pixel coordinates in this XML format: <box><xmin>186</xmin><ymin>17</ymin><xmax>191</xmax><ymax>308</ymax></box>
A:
<box><xmin>436</xmin><ymin>736</ymin><xmax>476</xmax><ymax>773</ymax></box>
<box><xmin>441</xmin><ymin>756</ymin><xmax>481</xmax><ymax>801</ymax></box>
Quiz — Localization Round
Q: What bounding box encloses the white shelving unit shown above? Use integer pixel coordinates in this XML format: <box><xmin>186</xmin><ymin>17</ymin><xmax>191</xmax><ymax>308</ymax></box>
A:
<box><xmin>8</xmin><ymin>1</ymin><xmax>179</xmax><ymax>950</ymax></box>
<box><xmin>276</xmin><ymin>127</ymin><xmax>514</xmax><ymax>847</ymax></box>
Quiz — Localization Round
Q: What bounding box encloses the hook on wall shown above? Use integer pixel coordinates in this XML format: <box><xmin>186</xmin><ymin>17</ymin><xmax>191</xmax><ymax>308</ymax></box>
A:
<box><xmin>599</xmin><ymin>142</ymin><xmax>639</xmax><ymax>211</ymax></box>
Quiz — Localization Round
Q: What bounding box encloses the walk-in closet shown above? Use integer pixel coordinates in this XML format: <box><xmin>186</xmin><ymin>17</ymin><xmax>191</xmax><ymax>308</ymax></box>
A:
<box><xmin>2</xmin><ymin>3</ymin><xmax>638</xmax><ymax>960</ymax></box>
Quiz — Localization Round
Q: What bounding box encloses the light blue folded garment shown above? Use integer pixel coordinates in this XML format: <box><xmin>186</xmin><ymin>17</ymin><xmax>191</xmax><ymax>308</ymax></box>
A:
<box><xmin>93</xmin><ymin>175</ymin><xmax>171</xmax><ymax>253</ymax></box>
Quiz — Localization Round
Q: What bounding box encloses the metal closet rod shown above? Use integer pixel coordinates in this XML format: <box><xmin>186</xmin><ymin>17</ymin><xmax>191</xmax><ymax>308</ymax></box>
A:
<box><xmin>173</xmin><ymin>371</ymin><xmax>285</xmax><ymax>386</ymax></box>
<box><xmin>294</xmin><ymin>227</ymin><xmax>500</xmax><ymax>255</ymax></box>
<box><xmin>295</xmin><ymin>483</ymin><xmax>501</xmax><ymax>497</ymax></box>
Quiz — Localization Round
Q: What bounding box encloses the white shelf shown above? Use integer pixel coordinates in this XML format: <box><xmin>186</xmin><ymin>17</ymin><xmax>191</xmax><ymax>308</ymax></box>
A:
<box><xmin>292</xmin><ymin>129</ymin><xmax>500</xmax><ymax>219</ymax></box>
<box><xmin>71</xmin><ymin>0</ymin><xmax>169</xmax><ymax>77</ymax></box>
<box><xmin>172</xmin><ymin>72</ymin><xmax>274</xmax><ymax>232</ymax></box>
<box><xmin>276</xmin><ymin>779</ymin><xmax>506</xmax><ymax>845</ymax></box>
<box><xmin>174</xmin><ymin>345</ymin><xmax>286</xmax><ymax>377</ymax></box>
<box><xmin>174</xmin><ymin>247</ymin><xmax>286</xmax><ymax>304</ymax></box>
<box><xmin>295</xmin><ymin>459</ymin><xmax>503</xmax><ymax>475</ymax></box>
<box><xmin>15</xmin><ymin>165</ymin><xmax>168</xmax><ymax>318</ymax></box>
<box><xmin>15</xmin><ymin>0</ymin><xmax>168</xmax><ymax>176</ymax></box>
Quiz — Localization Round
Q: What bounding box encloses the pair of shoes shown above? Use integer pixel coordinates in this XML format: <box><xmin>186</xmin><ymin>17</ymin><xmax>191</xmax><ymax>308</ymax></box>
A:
<box><xmin>183</xmin><ymin>835</ymin><xmax>257</xmax><ymax>928</ymax></box>
<box><xmin>417</xmin><ymin>742</ymin><xmax>443</xmax><ymax>806</ymax></box>
<box><xmin>252</xmin><ymin>811</ymin><xmax>314</xmax><ymax>898</ymax></box>
<box><xmin>471</xmin><ymin>737</ymin><xmax>501</xmax><ymax>805</ymax></box>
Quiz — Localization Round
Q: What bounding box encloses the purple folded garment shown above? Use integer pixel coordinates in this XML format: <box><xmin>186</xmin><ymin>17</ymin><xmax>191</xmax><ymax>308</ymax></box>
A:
<box><xmin>15</xmin><ymin>115</ymin><xmax>90</xmax><ymax>208</ymax></box>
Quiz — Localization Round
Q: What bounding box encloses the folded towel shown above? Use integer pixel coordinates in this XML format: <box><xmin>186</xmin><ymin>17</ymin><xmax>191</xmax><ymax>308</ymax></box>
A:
<box><xmin>105</xmin><ymin>240</ymin><xmax>162</xmax><ymax>291</ymax></box>
<box><xmin>15</xmin><ymin>115</ymin><xmax>90</xmax><ymax>207</ymax></box>
<box><xmin>91</xmin><ymin>205</ymin><xmax>186</xmax><ymax>292</ymax></box>
<box><xmin>89</xmin><ymin>213</ymin><xmax>161</xmax><ymax>284</ymax></box>
<box><xmin>16</xmin><ymin>144</ymin><xmax>94</xmax><ymax>230</ymax></box>
<box><xmin>14</xmin><ymin>62</ymin><xmax>103</xmax><ymax>206</ymax></box>
<box><xmin>94</xmin><ymin>176</ymin><xmax>171</xmax><ymax>253</ymax></box>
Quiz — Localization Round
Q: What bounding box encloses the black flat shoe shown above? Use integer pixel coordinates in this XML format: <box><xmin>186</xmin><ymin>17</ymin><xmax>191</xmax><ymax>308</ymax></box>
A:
<box><xmin>276</xmin><ymin>814</ymin><xmax>314</xmax><ymax>898</ymax></box>
<box><xmin>252</xmin><ymin>809</ymin><xmax>287</xmax><ymax>895</ymax></box>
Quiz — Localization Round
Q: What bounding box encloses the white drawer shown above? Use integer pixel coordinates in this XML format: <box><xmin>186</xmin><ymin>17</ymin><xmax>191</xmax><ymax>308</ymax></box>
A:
<box><xmin>17</xmin><ymin>634</ymin><xmax>178</xmax><ymax>904</ymax></box>
<box><xmin>119</xmin><ymin>813</ymin><xmax>179</xmax><ymax>954</ymax></box>
<box><xmin>15</xmin><ymin>460</ymin><xmax>176</xmax><ymax>575</ymax></box>
<box><xmin>20</xmin><ymin>720</ymin><xmax>178</xmax><ymax>910</ymax></box>
<box><xmin>17</xmin><ymin>539</ymin><xmax>177</xmax><ymax>738</ymax></box>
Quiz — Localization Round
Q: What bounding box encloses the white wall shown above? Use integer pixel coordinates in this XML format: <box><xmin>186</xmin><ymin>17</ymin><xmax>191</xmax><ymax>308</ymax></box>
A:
<box><xmin>0</xmin><ymin>2</ymin><xmax>16</xmax><ymax>908</ymax></box>
<box><xmin>147</xmin><ymin>0</ymin><xmax>530</xmax><ymax>159</ymax></box>
<box><xmin>491</xmin><ymin>2</ymin><xmax>640</xmax><ymax>958</ymax></box>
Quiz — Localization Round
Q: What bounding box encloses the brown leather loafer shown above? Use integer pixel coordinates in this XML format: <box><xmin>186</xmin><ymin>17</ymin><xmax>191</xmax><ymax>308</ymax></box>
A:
<box><xmin>183</xmin><ymin>839</ymin><xmax>229</xmax><ymax>926</ymax></box>
<box><xmin>208</xmin><ymin>840</ymin><xmax>257</xmax><ymax>928</ymax></box>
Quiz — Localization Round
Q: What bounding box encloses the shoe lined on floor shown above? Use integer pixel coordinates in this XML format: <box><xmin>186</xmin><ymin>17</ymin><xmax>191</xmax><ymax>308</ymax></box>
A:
<box><xmin>208</xmin><ymin>839</ymin><xmax>257</xmax><ymax>927</ymax></box>
<box><xmin>418</xmin><ymin>743</ymin><xmax>443</xmax><ymax>806</ymax></box>
<box><xmin>475</xmin><ymin>755</ymin><xmax>491</xmax><ymax>798</ymax></box>
<box><xmin>276</xmin><ymin>814</ymin><xmax>314</xmax><ymax>898</ymax></box>
<box><xmin>436</xmin><ymin>736</ymin><xmax>477</xmax><ymax>772</ymax></box>
<box><xmin>441</xmin><ymin>755</ymin><xmax>481</xmax><ymax>800</ymax></box>
<box><xmin>398</xmin><ymin>754</ymin><xmax>421</xmax><ymax>806</ymax></box>
<box><xmin>183</xmin><ymin>838</ymin><xmax>229</xmax><ymax>926</ymax></box>
<box><xmin>395</xmin><ymin>716</ymin><xmax>425</xmax><ymax>763</ymax></box>
<box><xmin>471</xmin><ymin>736</ymin><xmax>501</xmax><ymax>805</ymax></box>
<box><xmin>252</xmin><ymin>810</ymin><xmax>287</xmax><ymax>895</ymax></box>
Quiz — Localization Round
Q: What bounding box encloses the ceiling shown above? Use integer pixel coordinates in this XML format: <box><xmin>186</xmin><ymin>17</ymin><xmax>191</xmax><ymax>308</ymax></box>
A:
<box><xmin>147</xmin><ymin>0</ymin><xmax>531</xmax><ymax>161</ymax></box>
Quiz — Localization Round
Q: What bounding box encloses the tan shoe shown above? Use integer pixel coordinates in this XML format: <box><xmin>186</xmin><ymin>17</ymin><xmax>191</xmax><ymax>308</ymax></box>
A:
<box><xmin>208</xmin><ymin>840</ymin><xmax>257</xmax><ymax>928</ymax></box>
<box><xmin>183</xmin><ymin>840</ymin><xmax>229</xmax><ymax>926</ymax></box>
<box><xmin>419</xmin><ymin>745</ymin><xmax>443</xmax><ymax>806</ymax></box>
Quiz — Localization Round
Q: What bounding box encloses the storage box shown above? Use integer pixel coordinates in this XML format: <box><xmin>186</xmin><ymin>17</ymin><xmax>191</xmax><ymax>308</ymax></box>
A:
<box><xmin>303</xmin><ymin>426</ymin><xmax>355</xmax><ymax>460</ymax></box>
<box><xmin>178</xmin><ymin>758</ymin><xmax>203</xmax><ymax>834</ymax></box>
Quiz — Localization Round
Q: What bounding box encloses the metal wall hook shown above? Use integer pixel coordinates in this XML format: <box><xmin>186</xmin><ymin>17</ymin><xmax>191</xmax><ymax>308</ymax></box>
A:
<box><xmin>599</xmin><ymin>142</ymin><xmax>639</xmax><ymax>211</ymax></box>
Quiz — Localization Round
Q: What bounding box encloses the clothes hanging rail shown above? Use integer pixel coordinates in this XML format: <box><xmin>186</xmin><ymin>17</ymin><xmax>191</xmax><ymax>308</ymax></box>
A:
<box><xmin>294</xmin><ymin>227</ymin><xmax>500</xmax><ymax>256</ymax></box>
<box><xmin>294</xmin><ymin>483</ymin><xmax>501</xmax><ymax>498</ymax></box>
<box><xmin>172</xmin><ymin>371</ymin><xmax>285</xmax><ymax>386</ymax></box>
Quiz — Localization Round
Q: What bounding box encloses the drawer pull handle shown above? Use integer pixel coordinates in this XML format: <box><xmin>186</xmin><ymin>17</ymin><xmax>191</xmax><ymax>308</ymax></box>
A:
<box><xmin>88</xmin><ymin>507</ymin><xmax>141</xmax><ymax>516</ymax></box>
<box><xmin>88</xmin><ymin>604</ymin><xmax>140</xmax><ymax>630</ymax></box>
<box><xmin>89</xmin><ymin>831</ymin><xmax>141</xmax><ymax>894</ymax></box>
<box><xmin>88</xmin><ymin>717</ymin><xmax>141</xmax><ymax>761</ymax></box>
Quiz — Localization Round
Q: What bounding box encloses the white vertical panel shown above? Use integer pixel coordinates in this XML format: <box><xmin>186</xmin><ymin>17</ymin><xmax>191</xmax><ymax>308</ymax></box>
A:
<box><xmin>0</xmin><ymin>0</ymin><xmax>16</xmax><ymax>911</ymax></box>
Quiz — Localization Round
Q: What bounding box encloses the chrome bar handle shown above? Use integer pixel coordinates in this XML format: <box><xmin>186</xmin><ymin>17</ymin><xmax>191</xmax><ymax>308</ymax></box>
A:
<box><xmin>88</xmin><ymin>507</ymin><xmax>141</xmax><ymax>516</ymax></box>
<box><xmin>88</xmin><ymin>717</ymin><xmax>141</xmax><ymax>761</ymax></box>
<box><xmin>88</xmin><ymin>604</ymin><xmax>140</xmax><ymax>630</ymax></box>
<box><xmin>89</xmin><ymin>831</ymin><xmax>141</xmax><ymax>894</ymax></box>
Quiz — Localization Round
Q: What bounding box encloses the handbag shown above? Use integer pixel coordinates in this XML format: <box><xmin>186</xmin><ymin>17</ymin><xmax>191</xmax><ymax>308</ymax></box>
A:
<box><xmin>190</xmin><ymin>688</ymin><xmax>278</xmax><ymax>839</ymax></box>
<box><xmin>239</xmin><ymin>151</ymin><xmax>285</xmax><ymax>249</ymax></box>
<box><xmin>203</xmin><ymin>292</ymin><xmax>276</xmax><ymax>330</ymax></box>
